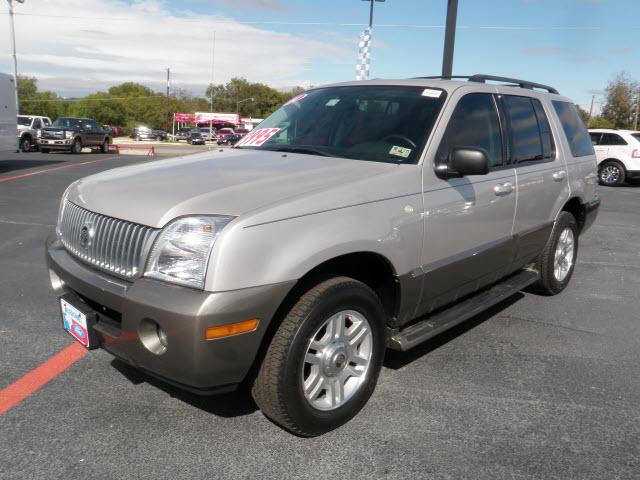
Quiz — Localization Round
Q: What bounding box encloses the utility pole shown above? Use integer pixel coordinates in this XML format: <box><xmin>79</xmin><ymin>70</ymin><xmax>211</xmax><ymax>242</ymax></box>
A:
<box><xmin>209</xmin><ymin>31</ymin><xmax>216</xmax><ymax>137</ymax></box>
<box><xmin>7</xmin><ymin>0</ymin><xmax>25</xmax><ymax>114</ymax></box>
<box><xmin>634</xmin><ymin>90</ymin><xmax>639</xmax><ymax>131</ymax></box>
<box><xmin>588</xmin><ymin>94</ymin><xmax>595</xmax><ymax>127</ymax></box>
<box><xmin>441</xmin><ymin>0</ymin><xmax>459</xmax><ymax>79</ymax></box>
<box><xmin>165</xmin><ymin>67</ymin><xmax>170</xmax><ymax>133</ymax></box>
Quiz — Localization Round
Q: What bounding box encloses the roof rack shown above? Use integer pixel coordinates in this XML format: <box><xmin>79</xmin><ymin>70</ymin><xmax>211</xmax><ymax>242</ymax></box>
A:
<box><xmin>413</xmin><ymin>74</ymin><xmax>559</xmax><ymax>95</ymax></box>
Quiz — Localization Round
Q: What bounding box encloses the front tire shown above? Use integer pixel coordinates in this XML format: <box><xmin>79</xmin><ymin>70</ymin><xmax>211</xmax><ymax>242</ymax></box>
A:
<box><xmin>20</xmin><ymin>136</ymin><xmax>32</xmax><ymax>152</ymax></box>
<box><xmin>100</xmin><ymin>139</ymin><xmax>110</xmax><ymax>153</ymax></box>
<box><xmin>598</xmin><ymin>160</ymin><xmax>626</xmax><ymax>186</ymax></box>
<box><xmin>252</xmin><ymin>277</ymin><xmax>386</xmax><ymax>436</ymax></box>
<box><xmin>71</xmin><ymin>138</ymin><xmax>82</xmax><ymax>154</ymax></box>
<box><xmin>531</xmin><ymin>211</ymin><xmax>579</xmax><ymax>295</ymax></box>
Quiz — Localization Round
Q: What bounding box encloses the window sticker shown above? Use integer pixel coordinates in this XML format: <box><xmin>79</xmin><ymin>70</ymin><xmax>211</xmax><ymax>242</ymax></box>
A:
<box><xmin>284</xmin><ymin>93</ymin><xmax>307</xmax><ymax>106</ymax></box>
<box><xmin>421</xmin><ymin>89</ymin><xmax>442</xmax><ymax>98</ymax></box>
<box><xmin>389</xmin><ymin>145</ymin><xmax>412</xmax><ymax>158</ymax></box>
<box><xmin>236</xmin><ymin>128</ymin><xmax>281</xmax><ymax>147</ymax></box>
<box><xmin>325</xmin><ymin>98</ymin><xmax>340</xmax><ymax>107</ymax></box>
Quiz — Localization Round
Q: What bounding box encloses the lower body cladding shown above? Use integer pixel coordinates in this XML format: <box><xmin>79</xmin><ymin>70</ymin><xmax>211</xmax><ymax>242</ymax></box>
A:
<box><xmin>46</xmin><ymin>236</ymin><xmax>294</xmax><ymax>395</ymax></box>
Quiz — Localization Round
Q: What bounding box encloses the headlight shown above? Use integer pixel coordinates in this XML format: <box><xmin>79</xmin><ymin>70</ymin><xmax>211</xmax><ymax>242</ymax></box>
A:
<box><xmin>145</xmin><ymin>216</ymin><xmax>234</xmax><ymax>289</ymax></box>
<box><xmin>65</xmin><ymin>131</ymin><xmax>73</xmax><ymax>139</ymax></box>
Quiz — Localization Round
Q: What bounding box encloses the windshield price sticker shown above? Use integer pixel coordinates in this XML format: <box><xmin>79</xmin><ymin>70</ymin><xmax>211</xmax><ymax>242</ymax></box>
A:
<box><xmin>236</xmin><ymin>128</ymin><xmax>281</xmax><ymax>147</ymax></box>
<box><xmin>421</xmin><ymin>89</ymin><xmax>442</xmax><ymax>98</ymax></box>
<box><xmin>284</xmin><ymin>93</ymin><xmax>307</xmax><ymax>106</ymax></box>
<box><xmin>389</xmin><ymin>146</ymin><xmax>412</xmax><ymax>158</ymax></box>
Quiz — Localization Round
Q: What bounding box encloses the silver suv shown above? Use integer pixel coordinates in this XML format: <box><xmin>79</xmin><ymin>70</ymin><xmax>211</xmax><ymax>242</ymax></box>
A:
<box><xmin>46</xmin><ymin>75</ymin><xmax>600</xmax><ymax>436</ymax></box>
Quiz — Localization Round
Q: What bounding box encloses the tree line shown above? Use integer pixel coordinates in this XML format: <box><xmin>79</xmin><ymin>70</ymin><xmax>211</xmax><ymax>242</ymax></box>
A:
<box><xmin>577</xmin><ymin>72</ymin><xmax>639</xmax><ymax>130</ymax></box>
<box><xmin>17</xmin><ymin>76</ymin><xmax>305</xmax><ymax>133</ymax></box>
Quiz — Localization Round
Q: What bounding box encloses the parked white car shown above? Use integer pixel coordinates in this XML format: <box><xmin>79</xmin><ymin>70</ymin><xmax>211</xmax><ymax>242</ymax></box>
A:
<box><xmin>589</xmin><ymin>128</ymin><xmax>640</xmax><ymax>186</ymax></box>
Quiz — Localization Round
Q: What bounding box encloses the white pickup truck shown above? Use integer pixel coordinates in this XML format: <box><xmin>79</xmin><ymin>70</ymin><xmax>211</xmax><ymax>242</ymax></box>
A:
<box><xmin>0</xmin><ymin>73</ymin><xmax>18</xmax><ymax>153</ymax></box>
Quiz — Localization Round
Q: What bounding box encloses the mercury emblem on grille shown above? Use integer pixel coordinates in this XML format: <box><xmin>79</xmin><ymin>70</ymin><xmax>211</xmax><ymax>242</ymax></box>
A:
<box><xmin>79</xmin><ymin>222</ymin><xmax>95</xmax><ymax>249</ymax></box>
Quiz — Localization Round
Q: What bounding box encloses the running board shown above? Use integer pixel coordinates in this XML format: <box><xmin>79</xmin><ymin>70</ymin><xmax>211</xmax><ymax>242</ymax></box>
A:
<box><xmin>388</xmin><ymin>270</ymin><xmax>539</xmax><ymax>351</ymax></box>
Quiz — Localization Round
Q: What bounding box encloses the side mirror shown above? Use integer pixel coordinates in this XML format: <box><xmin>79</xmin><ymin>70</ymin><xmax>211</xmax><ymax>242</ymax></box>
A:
<box><xmin>436</xmin><ymin>147</ymin><xmax>490</xmax><ymax>178</ymax></box>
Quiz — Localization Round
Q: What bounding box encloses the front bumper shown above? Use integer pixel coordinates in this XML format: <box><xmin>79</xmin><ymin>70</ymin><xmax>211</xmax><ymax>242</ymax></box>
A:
<box><xmin>38</xmin><ymin>139</ymin><xmax>72</xmax><ymax>149</ymax></box>
<box><xmin>46</xmin><ymin>235</ymin><xmax>294</xmax><ymax>394</ymax></box>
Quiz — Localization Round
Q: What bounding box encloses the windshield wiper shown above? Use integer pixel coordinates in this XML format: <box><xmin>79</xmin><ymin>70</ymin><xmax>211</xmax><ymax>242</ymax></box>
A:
<box><xmin>272</xmin><ymin>146</ymin><xmax>330</xmax><ymax>157</ymax></box>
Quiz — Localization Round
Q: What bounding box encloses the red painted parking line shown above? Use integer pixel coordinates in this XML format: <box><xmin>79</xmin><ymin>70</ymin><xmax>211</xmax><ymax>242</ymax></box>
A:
<box><xmin>0</xmin><ymin>343</ymin><xmax>87</xmax><ymax>414</ymax></box>
<box><xmin>0</xmin><ymin>155</ymin><xmax>119</xmax><ymax>184</ymax></box>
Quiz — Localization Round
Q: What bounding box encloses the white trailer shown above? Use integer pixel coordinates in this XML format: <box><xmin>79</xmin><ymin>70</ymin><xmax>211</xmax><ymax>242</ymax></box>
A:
<box><xmin>0</xmin><ymin>73</ymin><xmax>18</xmax><ymax>153</ymax></box>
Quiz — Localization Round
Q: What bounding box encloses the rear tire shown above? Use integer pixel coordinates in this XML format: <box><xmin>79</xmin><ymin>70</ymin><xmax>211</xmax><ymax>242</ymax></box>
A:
<box><xmin>531</xmin><ymin>211</ymin><xmax>578</xmax><ymax>295</ymax></box>
<box><xmin>252</xmin><ymin>276</ymin><xmax>386</xmax><ymax>437</ymax></box>
<box><xmin>598</xmin><ymin>160</ymin><xmax>626</xmax><ymax>186</ymax></box>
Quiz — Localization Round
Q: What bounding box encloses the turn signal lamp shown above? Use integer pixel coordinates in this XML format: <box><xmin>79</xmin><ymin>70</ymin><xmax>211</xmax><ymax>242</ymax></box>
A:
<box><xmin>205</xmin><ymin>319</ymin><xmax>259</xmax><ymax>340</ymax></box>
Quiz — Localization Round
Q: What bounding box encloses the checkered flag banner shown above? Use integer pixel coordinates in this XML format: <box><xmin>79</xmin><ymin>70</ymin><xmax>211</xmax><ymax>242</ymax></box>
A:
<box><xmin>356</xmin><ymin>27</ymin><xmax>372</xmax><ymax>81</ymax></box>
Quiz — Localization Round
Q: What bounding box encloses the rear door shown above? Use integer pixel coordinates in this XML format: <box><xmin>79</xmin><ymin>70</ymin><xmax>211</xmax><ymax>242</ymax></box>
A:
<box><xmin>505</xmin><ymin>94</ymin><xmax>570</xmax><ymax>266</ymax></box>
<box><xmin>419</xmin><ymin>90</ymin><xmax>517</xmax><ymax>316</ymax></box>
<box><xmin>600</xmin><ymin>132</ymin><xmax>630</xmax><ymax>163</ymax></box>
<box><xmin>590</xmin><ymin>132</ymin><xmax>607</xmax><ymax>162</ymax></box>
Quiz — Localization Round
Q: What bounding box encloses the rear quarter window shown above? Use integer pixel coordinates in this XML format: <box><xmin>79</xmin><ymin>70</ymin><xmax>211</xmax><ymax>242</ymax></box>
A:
<box><xmin>552</xmin><ymin>101</ymin><xmax>594</xmax><ymax>157</ymax></box>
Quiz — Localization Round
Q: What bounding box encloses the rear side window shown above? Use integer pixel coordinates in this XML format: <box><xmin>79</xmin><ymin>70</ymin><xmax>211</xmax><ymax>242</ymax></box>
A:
<box><xmin>532</xmin><ymin>99</ymin><xmax>555</xmax><ymax>159</ymax></box>
<box><xmin>590</xmin><ymin>133</ymin><xmax>602</xmax><ymax>145</ymax></box>
<box><xmin>632</xmin><ymin>133</ymin><xmax>640</xmax><ymax>142</ymax></box>
<box><xmin>504</xmin><ymin>96</ymin><xmax>544</xmax><ymax>163</ymax></box>
<box><xmin>552</xmin><ymin>101</ymin><xmax>594</xmax><ymax>157</ymax></box>
<box><xmin>600</xmin><ymin>133</ymin><xmax>628</xmax><ymax>146</ymax></box>
<box><xmin>436</xmin><ymin>93</ymin><xmax>503</xmax><ymax>168</ymax></box>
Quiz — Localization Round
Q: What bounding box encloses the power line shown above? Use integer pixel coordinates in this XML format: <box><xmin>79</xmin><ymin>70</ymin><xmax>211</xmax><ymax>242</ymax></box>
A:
<box><xmin>1</xmin><ymin>12</ymin><xmax>637</xmax><ymax>30</ymax></box>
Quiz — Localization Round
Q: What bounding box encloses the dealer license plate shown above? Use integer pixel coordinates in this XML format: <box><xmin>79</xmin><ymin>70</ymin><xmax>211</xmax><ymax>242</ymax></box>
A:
<box><xmin>61</xmin><ymin>298</ymin><xmax>93</xmax><ymax>348</ymax></box>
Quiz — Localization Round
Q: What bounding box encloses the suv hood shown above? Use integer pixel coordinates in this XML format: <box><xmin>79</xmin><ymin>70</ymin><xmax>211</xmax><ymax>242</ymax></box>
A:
<box><xmin>66</xmin><ymin>149</ymin><xmax>399</xmax><ymax>228</ymax></box>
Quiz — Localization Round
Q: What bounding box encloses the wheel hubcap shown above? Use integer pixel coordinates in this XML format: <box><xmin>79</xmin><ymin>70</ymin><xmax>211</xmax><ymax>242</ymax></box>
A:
<box><xmin>554</xmin><ymin>227</ymin><xmax>575</xmax><ymax>282</ymax></box>
<box><xmin>600</xmin><ymin>165</ymin><xmax>620</xmax><ymax>184</ymax></box>
<box><xmin>302</xmin><ymin>310</ymin><xmax>373</xmax><ymax>411</ymax></box>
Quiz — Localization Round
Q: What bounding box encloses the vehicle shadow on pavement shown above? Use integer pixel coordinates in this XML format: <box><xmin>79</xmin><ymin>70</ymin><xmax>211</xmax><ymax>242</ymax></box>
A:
<box><xmin>0</xmin><ymin>159</ymin><xmax>65</xmax><ymax>174</ymax></box>
<box><xmin>384</xmin><ymin>293</ymin><xmax>523</xmax><ymax>370</ymax></box>
<box><xmin>110</xmin><ymin>358</ymin><xmax>258</xmax><ymax>417</ymax></box>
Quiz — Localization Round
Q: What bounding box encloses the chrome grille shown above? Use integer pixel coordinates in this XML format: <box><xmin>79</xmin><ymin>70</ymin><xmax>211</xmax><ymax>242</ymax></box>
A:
<box><xmin>41</xmin><ymin>130</ymin><xmax>64</xmax><ymax>139</ymax></box>
<box><xmin>58</xmin><ymin>201</ymin><xmax>158</xmax><ymax>279</ymax></box>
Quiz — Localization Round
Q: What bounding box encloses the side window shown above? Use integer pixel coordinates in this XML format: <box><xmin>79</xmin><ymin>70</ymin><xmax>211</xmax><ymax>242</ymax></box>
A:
<box><xmin>532</xmin><ymin>99</ymin><xmax>555</xmax><ymax>159</ymax></box>
<box><xmin>436</xmin><ymin>93</ymin><xmax>503</xmax><ymax>168</ymax></box>
<box><xmin>504</xmin><ymin>95</ymin><xmax>543</xmax><ymax>163</ymax></box>
<box><xmin>32</xmin><ymin>118</ymin><xmax>42</xmax><ymax>129</ymax></box>
<box><xmin>552</xmin><ymin>101</ymin><xmax>594</xmax><ymax>157</ymax></box>
<box><xmin>43</xmin><ymin>118</ymin><xmax>51</xmax><ymax>126</ymax></box>
<box><xmin>600</xmin><ymin>133</ymin><xmax>628</xmax><ymax>146</ymax></box>
<box><xmin>589</xmin><ymin>133</ymin><xmax>602</xmax><ymax>146</ymax></box>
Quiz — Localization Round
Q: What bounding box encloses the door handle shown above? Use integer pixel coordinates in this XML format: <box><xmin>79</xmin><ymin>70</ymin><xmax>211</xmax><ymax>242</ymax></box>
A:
<box><xmin>552</xmin><ymin>170</ymin><xmax>567</xmax><ymax>182</ymax></box>
<box><xmin>493</xmin><ymin>182</ymin><xmax>514</xmax><ymax>196</ymax></box>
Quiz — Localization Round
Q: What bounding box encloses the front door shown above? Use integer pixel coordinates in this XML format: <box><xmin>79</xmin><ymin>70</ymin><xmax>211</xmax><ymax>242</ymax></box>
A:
<box><xmin>418</xmin><ymin>90</ymin><xmax>516</xmax><ymax>316</ymax></box>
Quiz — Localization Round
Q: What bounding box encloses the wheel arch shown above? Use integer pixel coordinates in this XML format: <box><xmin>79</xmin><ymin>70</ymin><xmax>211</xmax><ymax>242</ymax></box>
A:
<box><xmin>561</xmin><ymin>196</ymin><xmax>587</xmax><ymax>233</ymax></box>
<box><xmin>599</xmin><ymin>157</ymin><xmax>628</xmax><ymax>171</ymax></box>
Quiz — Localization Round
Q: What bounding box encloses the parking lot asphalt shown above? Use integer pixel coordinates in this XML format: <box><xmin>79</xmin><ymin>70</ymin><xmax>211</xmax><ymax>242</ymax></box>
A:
<box><xmin>1</xmin><ymin>150</ymin><xmax>639</xmax><ymax>480</ymax></box>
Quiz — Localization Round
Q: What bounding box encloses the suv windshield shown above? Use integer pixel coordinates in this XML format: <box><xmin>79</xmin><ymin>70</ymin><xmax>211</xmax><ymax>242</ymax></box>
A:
<box><xmin>52</xmin><ymin>118</ymin><xmax>83</xmax><ymax>129</ymax></box>
<box><xmin>236</xmin><ymin>85</ymin><xmax>446</xmax><ymax>163</ymax></box>
<box><xmin>17</xmin><ymin>116</ymin><xmax>32</xmax><ymax>126</ymax></box>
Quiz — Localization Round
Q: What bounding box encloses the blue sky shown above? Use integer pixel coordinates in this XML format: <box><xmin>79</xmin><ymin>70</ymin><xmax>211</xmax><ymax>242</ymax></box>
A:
<box><xmin>2</xmin><ymin>0</ymin><xmax>638</xmax><ymax>110</ymax></box>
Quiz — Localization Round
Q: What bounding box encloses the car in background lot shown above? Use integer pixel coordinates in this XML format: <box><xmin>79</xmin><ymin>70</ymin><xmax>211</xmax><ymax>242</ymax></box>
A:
<box><xmin>187</xmin><ymin>131</ymin><xmax>206</xmax><ymax>145</ymax></box>
<box><xmin>47</xmin><ymin>75</ymin><xmax>599</xmax><ymax>436</ymax></box>
<box><xmin>103</xmin><ymin>125</ymin><xmax>124</xmax><ymax>137</ymax></box>
<box><xmin>217</xmin><ymin>133</ymin><xmax>243</xmax><ymax>146</ymax></box>
<box><xmin>38</xmin><ymin>117</ymin><xmax>111</xmax><ymax>154</ymax></box>
<box><xmin>130</xmin><ymin>126</ymin><xmax>167</xmax><ymax>141</ymax></box>
<box><xmin>589</xmin><ymin>128</ymin><xmax>640</xmax><ymax>186</ymax></box>
<box><xmin>17</xmin><ymin>115</ymin><xmax>51</xmax><ymax>152</ymax></box>
<box><xmin>199</xmin><ymin>128</ymin><xmax>215</xmax><ymax>141</ymax></box>
<box><xmin>215</xmin><ymin>128</ymin><xmax>237</xmax><ymax>144</ymax></box>
<box><xmin>173</xmin><ymin>127</ymin><xmax>192</xmax><ymax>142</ymax></box>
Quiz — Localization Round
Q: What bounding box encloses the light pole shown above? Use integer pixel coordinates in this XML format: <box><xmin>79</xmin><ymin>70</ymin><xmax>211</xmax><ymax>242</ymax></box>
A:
<box><xmin>236</xmin><ymin>97</ymin><xmax>254</xmax><ymax>117</ymax></box>
<box><xmin>442</xmin><ymin>0</ymin><xmax>459</xmax><ymax>78</ymax></box>
<box><xmin>6</xmin><ymin>0</ymin><xmax>25</xmax><ymax>114</ymax></box>
<box><xmin>361</xmin><ymin>0</ymin><xmax>385</xmax><ymax>28</ymax></box>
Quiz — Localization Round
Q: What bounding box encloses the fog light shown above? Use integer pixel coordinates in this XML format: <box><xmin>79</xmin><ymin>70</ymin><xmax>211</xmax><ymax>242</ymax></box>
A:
<box><xmin>139</xmin><ymin>318</ymin><xmax>168</xmax><ymax>355</ymax></box>
<box><xmin>205</xmin><ymin>319</ymin><xmax>259</xmax><ymax>340</ymax></box>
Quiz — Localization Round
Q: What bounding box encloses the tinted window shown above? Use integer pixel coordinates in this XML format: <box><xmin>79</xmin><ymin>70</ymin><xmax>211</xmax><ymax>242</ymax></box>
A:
<box><xmin>589</xmin><ymin>133</ymin><xmax>602</xmax><ymax>145</ymax></box>
<box><xmin>632</xmin><ymin>133</ymin><xmax>640</xmax><ymax>142</ymax></box>
<box><xmin>505</xmin><ymin>96</ymin><xmax>542</xmax><ymax>162</ymax></box>
<box><xmin>600</xmin><ymin>133</ymin><xmax>628</xmax><ymax>146</ymax></box>
<box><xmin>552</xmin><ymin>101</ymin><xmax>594</xmax><ymax>157</ymax></box>
<box><xmin>532</xmin><ymin>99</ymin><xmax>555</xmax><ymax>159</ymax></box>
<box><xmin>237</xmin><ymin>86</ymin><xmax>446</xmax><ymax>164</ymax></box>
<box><xmin>436</xmin><ymin>93</ymin><xmax>503</xmax><ymax>168</ymax></box>
<box><xmin>43</xmin><ymin>118</ymin><xmax>51</xmax><ymax>126</ymax></box>
<box><xmin>32</xmin><ymin>118</ymin><xmax>42</xmax><ymax>129</ymax></box>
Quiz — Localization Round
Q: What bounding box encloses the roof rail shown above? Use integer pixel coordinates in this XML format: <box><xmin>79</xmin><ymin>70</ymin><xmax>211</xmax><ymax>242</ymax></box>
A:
<box><xmin>468</xmin><ymin>74</ymin><xmax>559</xmax><ymax>94</ymax></box>
<box><xmin>412</xmin><ymin>74</ymin><xmax>559</xmax><ymax>94</ymax></box>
